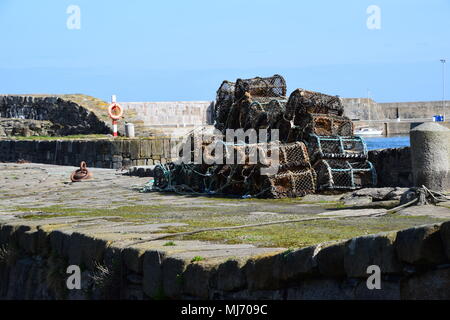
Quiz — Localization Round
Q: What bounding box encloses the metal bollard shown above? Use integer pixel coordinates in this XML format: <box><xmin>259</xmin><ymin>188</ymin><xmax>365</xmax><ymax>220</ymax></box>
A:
<box><xmin>125</xmin><ymin>123</ymin><xmax>135</xmax><ymax>138</ymax></box>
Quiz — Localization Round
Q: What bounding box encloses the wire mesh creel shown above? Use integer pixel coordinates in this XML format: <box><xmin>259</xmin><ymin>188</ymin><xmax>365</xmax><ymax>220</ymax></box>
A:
<box><xmin>314</xmin><ymin>159</ymin><xmax>377</xmax><ymax>191</ymax></box>
<box><xmin>234</xmin><ymin>74</ymin><xmax>287</xmax><ymax>102</ymax></box>
<box><xmin>151</xmin><ymin>141</ymin><xmax>316</xmax><ymax>198</ymax></box>
<box><xmin>214</xmin><ymin>80</ymin><xmax>236</xmax><ymax>131</ymax></box>
<box><xmin>307</xmin><ymin>134</ymin><xmax>368</xmax><ymax>163</ymax></box>
<box><xmin>285</xmin><ymin>89</ymin><xmax>344</xmax><ymax>121</ymax></box>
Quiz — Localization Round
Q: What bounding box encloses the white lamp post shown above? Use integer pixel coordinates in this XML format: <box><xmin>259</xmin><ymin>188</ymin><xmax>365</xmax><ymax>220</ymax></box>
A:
<box><xmin>441</xmin><ymin>59</ymin><xmax>446</xmax><ymax>119</ymax></box>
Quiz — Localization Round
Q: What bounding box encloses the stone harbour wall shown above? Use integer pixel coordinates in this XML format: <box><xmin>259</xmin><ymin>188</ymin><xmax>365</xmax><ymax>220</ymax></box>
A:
<box><xmin>368</xmin><ymin>147</ymin><xmax>413</xmax><ymax>188</ymax></box>
<box><xmin>0</xmin><ymin>138</ymin><xmax>180</xmax><ymax>169</ymax></box>
<box><xmin>119</xmin><ymin>101</ymin><xmax>214</xmax><ymax>127</ymax></box>
<box><xmin>2</xmin><ymin>219</ymin><xmax>450</xmax><ymax>300</ymax></box>
<box><xmin>341</xmin><ymin>98</ymin><xmax>449</xmax><ymax>121</ymax></box>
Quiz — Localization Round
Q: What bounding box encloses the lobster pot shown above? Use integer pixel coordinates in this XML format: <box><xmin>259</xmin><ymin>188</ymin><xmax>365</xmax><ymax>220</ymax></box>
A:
<box><xmin>153</xmin><ymin>163</ymin><xmax>176</xmax><ymax>190</ymax></box>
<box><xmin>285</xmin><ymin>89</ymin><xmax>344</xmax><ymax>121</ymax></box>
<box><xmin>214</xmin><ymin>80</ymin><xmax>236</xmax><ymax>131</ymax></box>
<box><xmin>292</xmin><ymin>114</ymin><xmax>354</xmax><ymax>140</ymax></box>
<box><xmin>314</xmin><ymin>160</ymin><xmax>377</xmax><ymax>190</ymax></box>
<box><xmin>235</xmin><ymin>74</ymin><xmax>287</xmax><ymax>102</ymax></box>
<box><xmin>243</xmin><ymin>99</ymin><xmax>287</xmax><ymax>131</ymax></box>
<box><xmin>262</xmin><ymin>167</ymin><xmax>317</xmax><ymax>198</ymax></box>
<box><xmin>277</xmin><ymin>141</ymin><xmax>311</xmax><ymax>168</ymax></box>
<box><xmin>178</xmin><ymin>163</ymin><xmax>210</xmax><ymax>192</ymax></box>
<box><xmin>307</xmin><ymin>135</ymin><xmax>368</xmax><ymax>163</ymax></box>
<box><xmin>224</xmin><ymin>141</ymin><xmax>311</xmax><ymax>169</ymax></box>
<box><xmin>224</xmin><ymin>96</ymin><xmax>281</xmax><ymax>131</ymax></box>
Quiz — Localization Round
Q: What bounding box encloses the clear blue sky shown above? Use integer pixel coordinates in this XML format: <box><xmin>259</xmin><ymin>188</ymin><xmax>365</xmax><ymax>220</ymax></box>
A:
<box><xmin>0</xmin><ymin>0</ymin><xmax>449</xmax><ymax>102</ymax></box>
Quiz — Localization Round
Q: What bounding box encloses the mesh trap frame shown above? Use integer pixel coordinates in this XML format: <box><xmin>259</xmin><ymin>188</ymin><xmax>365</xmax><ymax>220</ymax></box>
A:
<box><xmin>152</xmin><ymin>141</ymin><xmax>316</xmax><ymax>198</ymax></box>
<box><xmin>220</xmin><ymin>141</ymin><xmax>311</xmax><ymax>170</ymax></box>
<box><xmin>214</xmin><ymin>80</ymin><xmax>236</xmax><ymax>131</ymax></box>
<box><xmin>224</xmin><ymin>96</ymin><xmax>285</xmax><ymax>131</ymax></box>
<box><xmin>261</xmin><ymin>167</ymin><xmax>317</xmax><ymax>199</ymax></box>
<box><xmin>307</xmin><ymin>134</ymin><xmax>368</xmax><ymax>163</ymax></box>
<box><xmin>244</xmin><ymin>99</ymin><xmax>287</xmax><ymax>130</ymax></box>
<box><xmin>235</xmin><ymin>75</ymin><xmax>287</xmax><ymax>102</ymax></box>
<box><xmin>285</xmin><ymin>89</ymin><xmax>344</xmax><ymax>121</ymax></box>
<box><xmin>314</xmin><ymin>159</ymin><xmax>377</xmax><ymax>191</ymax></box>
<box><xmin>289</xmin><ymin>113</ymin><xmax>354</xmax><ymax>141</ymax></box>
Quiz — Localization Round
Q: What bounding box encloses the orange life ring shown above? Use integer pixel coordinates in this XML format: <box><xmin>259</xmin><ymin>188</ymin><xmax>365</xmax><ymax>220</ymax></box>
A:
<box><xmin>108</xmin><ymin>103</ymin><xmax>123</xmax><ymax>120</ymax></box>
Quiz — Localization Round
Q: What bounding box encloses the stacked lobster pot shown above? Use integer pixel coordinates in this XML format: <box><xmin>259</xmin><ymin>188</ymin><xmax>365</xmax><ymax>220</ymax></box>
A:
<box><xmin>215</xmin><ymin>75</ymin><xmax>287</xmax><ymax>133</ymax></box>
<box><xmin>152</xmin><ymin>75</ymin><xmax>376</xmax><ymax>198</ymax></box>
<box><xmin>153</xmin><ymin>140</ymin><xmax>317</xmax><ymax>198</ymax></box>
<box><xmin>152</xmin><ymin>75</ymin><xmax>317</xmax><ymax>198</ymax></box>
<box><xmin>284</xmin><ymin>89</ymin><xmax>377</xmax><ymax>190</ymax></box>
<box><xmin>214</xmin><ymin>75</ymin><xmax>316</xmax><ymax>197</ymax></box>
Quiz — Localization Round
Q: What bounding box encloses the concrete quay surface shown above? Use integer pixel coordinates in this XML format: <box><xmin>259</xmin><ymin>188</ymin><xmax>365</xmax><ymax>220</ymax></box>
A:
<box><xmin>1</xmin><ymin>163</ymin><xmax>450</xmax><ymax>299</ymax></box>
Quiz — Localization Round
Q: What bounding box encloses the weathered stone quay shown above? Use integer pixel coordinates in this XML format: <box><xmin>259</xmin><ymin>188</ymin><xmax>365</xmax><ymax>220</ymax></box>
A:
<box><xmin>1</xmin><ymin>163</ymin><xmax>450</xmax><ymax>299</ymax></box>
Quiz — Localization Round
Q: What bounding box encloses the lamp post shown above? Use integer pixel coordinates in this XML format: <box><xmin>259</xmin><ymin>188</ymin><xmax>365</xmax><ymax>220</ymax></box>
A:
<box><xmin>441</xmin><ymin>59</ymin><xmax>446</xmax><ymax>118</ymax></box>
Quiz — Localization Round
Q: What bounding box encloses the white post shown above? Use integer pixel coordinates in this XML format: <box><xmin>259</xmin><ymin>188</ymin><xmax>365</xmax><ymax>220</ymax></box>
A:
<box><xmin>112</xmin><ymin>94</ymin><xmax>118</xmax><ymax>137</ymax></box>
<box><xmin>441</xmin><ymin>59</ymin><xmax>446</xmax><ymax>119</ymax></box>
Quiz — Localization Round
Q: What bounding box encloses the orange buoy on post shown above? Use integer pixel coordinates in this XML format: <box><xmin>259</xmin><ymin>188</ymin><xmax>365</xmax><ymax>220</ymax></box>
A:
<box><xmin>108</xmin><ymin>95</ymin><xmax>123</xmax><ymax>137</ymax></box>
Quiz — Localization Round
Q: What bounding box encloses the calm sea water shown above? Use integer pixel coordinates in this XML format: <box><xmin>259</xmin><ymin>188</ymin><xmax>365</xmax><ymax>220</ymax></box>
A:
<box><xmin>360</xmin><ymin>135</ymin><xmax>410</xmax><ymax>150</ymax></box>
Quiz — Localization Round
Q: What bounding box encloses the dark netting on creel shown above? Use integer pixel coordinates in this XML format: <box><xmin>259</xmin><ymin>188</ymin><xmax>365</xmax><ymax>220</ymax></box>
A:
<box><xmin>221</xmin><ymin>141</ymin><xmax>311</xmax><ymax>170</ymax></box>
<box><xmin>313</xmin><ymin>160</ymin><xmax>377</xmax><ymax>191</ymax></box>
<box><xmin>214</xmin><ymin>80</ymin><xmax>235</xmax><ymax>131</ymax></box>
<box><xmin>151</xmin><ymin>141</ymin><xmax>316</xmax><ymax>198</ymax></box>
<box><xmin>234</xmin><ymin>75</ymin><xmax>287</xmax><ymax>102</ymax></box>
<box><xmin>243</xmin><ymin>99</ymin><xmax>287</xmax><ymax>131</ymax></box>
<box><xmin>285</xmin><ymin>89</ymin><xmax>344</xmax><ymax>121</ymax></box>
<box><xmin>277</xmin><ymin>141</ymin><xmax>311</xmax><ymax>168</ymax></box>
<box><xmin>223</xmin><ymin>96</ymin><xmax>284</xmax><ymax>132</ymax></box>
<box><xmin>306</xmin><ymin>135</ymin><xmax>368</xmax><ymax>163</ymax></box>
<box><xmin>215</xmin><ymin>75</ymin><xmax>287</xmax><ymax>133</ymax></box>
<box><xmin>288</xmin><ymin>113</ymin><xmax>354</xmax><ymax>141</ymax></box>
<box><xmin>261</xmin><ymin>167</ymin><xmax>317</xmax><ymax>199</ymax></box>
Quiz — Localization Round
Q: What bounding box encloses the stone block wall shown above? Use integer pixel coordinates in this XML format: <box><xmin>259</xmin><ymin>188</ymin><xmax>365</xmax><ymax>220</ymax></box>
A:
<box><xmin>368</xmin><ymin>147</ymin><xmax>413</xmax><ymax>187</ymax></box>
<box><xmin>2</xmin><ymin>219</ymin><xmax>450</xmax><ymax>300</ymax></box>
<box><xmin>120</xmin><ymin>101</ymin><xmax>214</xmax><ymax>127</ymax></box>
<box><xmin>379</xmin><ymin>101</ymin><xmax>449</xmax><ymax>120</ymax></box>
<box><xmin>341</xmin><ymin>98</ymin><xmax>449</xmax><ymax>121</ymax></box>
<box><xmin>0</xmin><ymin>138</ymin><xmax>180</xmax><ymax>169</ymax></box>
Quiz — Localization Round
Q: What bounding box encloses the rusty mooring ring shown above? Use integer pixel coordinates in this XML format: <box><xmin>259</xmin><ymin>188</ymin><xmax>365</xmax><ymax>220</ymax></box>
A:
<box><xmin>70</xmin><ymin>161</ymin><xmax>93</xmax><ymax>182</ymax></box>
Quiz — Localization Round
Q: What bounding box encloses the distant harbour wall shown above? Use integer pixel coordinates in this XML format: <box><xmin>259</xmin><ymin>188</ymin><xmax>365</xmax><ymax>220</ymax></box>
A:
<box><xmin>341</xmin><ymin>98</ymin><xmax>449</xmax><ymax>122</ymax></box>
<box><xmin>119</xmin><ymin>101</ymin><xmax>214</xmax><ymax>128</ymax></box>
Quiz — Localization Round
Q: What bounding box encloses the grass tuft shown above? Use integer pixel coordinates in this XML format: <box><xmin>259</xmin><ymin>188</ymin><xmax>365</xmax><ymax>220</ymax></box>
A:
<box><xmin>191</xmin><ymin>256</ymin><xmax>205</xmax><ymax>263</ymax></box>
